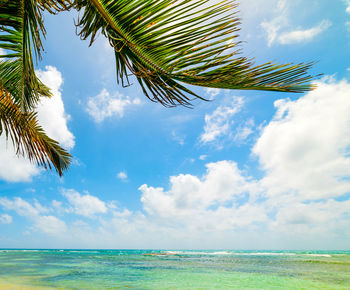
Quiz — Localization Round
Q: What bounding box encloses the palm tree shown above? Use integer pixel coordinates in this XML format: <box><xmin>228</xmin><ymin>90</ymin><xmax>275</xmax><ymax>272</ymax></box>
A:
<box><xmin>0</xmin><ymin>0</ymin><xmax>315</xmax><ymax>175</ymax></box>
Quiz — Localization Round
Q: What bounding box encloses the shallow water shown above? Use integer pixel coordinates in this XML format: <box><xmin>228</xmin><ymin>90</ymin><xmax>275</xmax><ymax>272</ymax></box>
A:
<box><xmin>0</xmin><ymin>250</ymin><xmax>349</xmax><ymax>289</ymax></box>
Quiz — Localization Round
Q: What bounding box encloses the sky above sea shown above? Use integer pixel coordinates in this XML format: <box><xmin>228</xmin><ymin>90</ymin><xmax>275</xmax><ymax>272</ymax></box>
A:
<box><xmin>0</xmin><ymin>0</ymin><xmax>349</xmax><ymax>249</ymax></box>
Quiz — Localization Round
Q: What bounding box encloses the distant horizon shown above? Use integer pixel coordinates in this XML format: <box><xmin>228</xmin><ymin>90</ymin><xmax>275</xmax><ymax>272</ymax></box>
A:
<box><xmin>1</xmin><ymin>249</ymin><xmax>349</xmax><ymax>252</ymax></box>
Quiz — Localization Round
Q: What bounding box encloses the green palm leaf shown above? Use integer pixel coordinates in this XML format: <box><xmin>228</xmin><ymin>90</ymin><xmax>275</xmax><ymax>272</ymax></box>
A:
<box><xmin>0</xmin><ymin>88</ymin><xmax>71</xmax><ymax>176</ymax></box>
<box><xmin>74</xmin><ymin>0</ymin><xmax>315</xmax><ymax>107</ymax></box>
<box><xmin>0</xmin><ymin>0</ymin><xmax>70</xmax><ymax>111</ymax></box>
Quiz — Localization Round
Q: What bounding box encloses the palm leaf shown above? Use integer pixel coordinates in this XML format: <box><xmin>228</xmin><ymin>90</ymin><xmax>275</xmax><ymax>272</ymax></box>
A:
<box><xmin>0</xmin><ymin>0</ymin><xmax>71</xmax><ymax>111</ymax></box>
<box><xmin>74</xmin><ymin>0</ymin><xmax>316</xmax><ymax>107</ymax></box>
<box><xmin>0</xmin><ymin>88</ymin><xmax>71</xmax><ymax>176</ymax></box>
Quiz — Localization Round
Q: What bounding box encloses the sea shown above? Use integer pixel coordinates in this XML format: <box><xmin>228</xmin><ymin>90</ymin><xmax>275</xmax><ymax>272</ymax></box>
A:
<box><xmin>0</xmin><ymin>250</ymin><xmax>349</xmax><ymax>289</ymax></box>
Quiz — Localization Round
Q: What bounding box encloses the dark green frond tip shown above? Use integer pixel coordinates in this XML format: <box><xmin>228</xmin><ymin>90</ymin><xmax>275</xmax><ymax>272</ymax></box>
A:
<box><xmin>0</xmin><ymin>89</ymin><xmax>71</xmax><ymax>176</ymax></box>
<box><xmin>74</xmin><ymin>0</ymin><xmax>317</xmax><ymax>108</ymax></box>
<box><xmin>39</xmin><ymin>0</ymin><xmax>73</xmax><ymax>14</ymax></box>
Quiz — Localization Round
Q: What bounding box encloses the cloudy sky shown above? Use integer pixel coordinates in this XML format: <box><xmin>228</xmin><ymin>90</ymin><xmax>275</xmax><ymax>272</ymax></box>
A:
<box><xmin>0</xmin><ymin>0</ymin><xmax>349</xmax><ymax>249</ymax></box>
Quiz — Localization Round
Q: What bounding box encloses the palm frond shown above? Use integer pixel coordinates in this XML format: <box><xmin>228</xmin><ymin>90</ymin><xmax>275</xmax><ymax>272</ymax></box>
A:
<box><xmin>74</xmin><ymin>0</ymin><xmax>316</xmax><ymax>107</ymax></box>
<box><xmin>0</xmin><ymin>0</ymin><xmax>71</xmax><ymax>111</ymax></box>
<box><xmin>39</xmin><ymin>0</ymin><xmax>73</xmax><ymax>13</ymax></box>
<box><xmin>0</xmin><ymin>88</ymin><xmax>71</xmax><ymax>176</ymax></box>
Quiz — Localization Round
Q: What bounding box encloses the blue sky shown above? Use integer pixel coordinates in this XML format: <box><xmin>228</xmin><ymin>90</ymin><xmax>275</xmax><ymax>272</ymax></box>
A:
<box><xmin>0</xmin><ymin>0</ymin><xmax>350</xmax><ymax>249</ymax></box>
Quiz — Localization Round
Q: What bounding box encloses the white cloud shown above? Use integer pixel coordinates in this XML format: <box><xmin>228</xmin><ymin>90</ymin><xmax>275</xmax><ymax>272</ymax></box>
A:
<box><xmin>0</xmin><ymin>138</ymin><xmax>41</xmax><ymax>182</ymax></box>
<box><xmin>278</xmin><ymin>20</ymin><xmax>332</xmax><ymax>44</ymax></box>
<box><xmin>171</xmin><ymin>130</ymin><xmax>185</xmax><ymax>145</ymax></box>
<box><xmin>205</xmin><ymin>88</ymin><xmax>221</xmax><ymax>99</ymax></box>
<box><xmin>0</xmin><ymin>66</ymin><xmax>74</xmax><ymax>182</ymax></box>
<box><xmin>260</xmin><ymin>0</ymin><xmax>289</xmax><ymax>46</ymax></box>
<box><xmin>0</xmin><ymin>197</ymin><xmax>66</xmax><ymax>235</ymax></box>
<box><xmin>344</xmin><ymin>0</ymin><xmax>350</xmax><ymax>13</ymax></box>
<box><xmin>139</xmin><ymin>160</ymin><xmax>264</xmax><ymax>232</ymax></box>
<box><xmin>62</xmin><ymin>189</ymin><xmax>108</xmax><ymax>217</ymax></box>
<box><xmin>261</xmin><ymin>20</ymin><xmax>280</xmax><ymax>46</ymax></box>
<box><xmin>0</xmin><ymin>197</ymin><xmax>44</xmax><ymax>217</ymax></box>
<box><xmin>273</xmin><ymin>200</ymin><xmax>350</xmax><ymax>229</ymax></box>
<box><xmin>270</xmin><ymin>199</ymin><xmax>350</xmax><ymax>244</ymax></box>
<box><xmin>0</xmin><ymin>214</ymin><xmax>12</xmax><ymax>224</ymax></box>
<box><xmin>34</xmin><ymin>215</ymin><xmax>67</xmax><ymax>235</ymax></box>
<box><xmin>200</xmin><ymin>96</ymin><xmax>244</xmax><ymax>144</ymax></box>
<box><xmin>117</xmin><ymin>171</ymin><xmax>128</xmax><ymax>181</ymax></box>
<box><xmin>199</xmin><ymin>155</ymin><xmax>207</xmax><ymax>160</ymax></box>
<box><xmin>52</xmin><ymin>200</ymin><xmax>62</xmax><ymax>208</ymax></box>
<box><xmin>0</xmin><ymin>48</ymin><xmax>5</xmax><ymax>56</ymax></box>
<box><xmin>36</xmin><ymin>66</ymin><xmax>75</xmax><ymax>149</ymax></box>
<box><xmin>260</xmin><ymin>1</ymin><xmax>330</xmax><ymax>46</ymax></box>
<box><xmin>234</xmin><ymin>119</ymin><xmax>255</xmax><ymax>143</ymax></box>
<box><xmin>86</xmin><ymin>88</ymin><xmax>141</xmax><ymax>123</ymax></box>
<box><xmin>253</xmin><ymin>78</ymin><xmax>350</xmax><ymax>200</ymax></box>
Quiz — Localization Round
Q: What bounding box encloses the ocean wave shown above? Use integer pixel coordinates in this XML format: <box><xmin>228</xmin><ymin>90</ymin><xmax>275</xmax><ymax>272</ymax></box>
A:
<box><xmin>65</xmin><ymin>250</ymin><xmax>100</xmax><ymax>254</ymax></box>
<box><xmin>304</xmin><ymin>254</ymin><xmax>332</xmax><ymax>257</ymax></box>
<box><xmin>162</xmin><ymin>251</ymin><xmax>334</xmax><ymax>257</ymax></box>
<box><xmin>232</xmin><ymin>253</ymin><xmax>296</xmax><ymax>256</ymax></box>
<box><xmin>164</xmin><ymin>251</ymin><xmax>232</xmax><ymax>256</ymax></box>
<box><xmin>163</xmin><ymin>251</ymin><xmax>292</xmax><ymax>256</ymax></box>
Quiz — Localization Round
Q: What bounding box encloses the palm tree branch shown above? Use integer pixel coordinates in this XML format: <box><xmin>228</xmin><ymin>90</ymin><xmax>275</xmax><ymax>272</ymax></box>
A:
<box><xmin>0</xmin><ymin>88</ymin><xmax>71</xmax><ymax>176</ymax></box>
<box><xmin>0</xmin><ymin>0</ymin><xmax>49</xmax><ymax>111</ymax></box>
<box><xmin>0</xmin><ymin>0</ymin><xmax>71</xmax><ymax>111</ymax></box>
<box><xmin>74</xmin><ymin>0</ymin><xmax>316</xmax><ymax>107</ymax></box>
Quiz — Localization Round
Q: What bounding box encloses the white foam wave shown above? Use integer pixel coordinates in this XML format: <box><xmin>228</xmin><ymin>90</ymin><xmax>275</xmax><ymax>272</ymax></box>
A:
<box><xmin>163</xmin><ymin>251</ymin><xmax>334</xmax><ymax>257</ymax></box>
<box><xmin>305</xmin><ymin>254</ymin><xmax>332</xmax><ymax>258</ymax></box>
<box><xmin>164</xmin><ymin>251</ymin><xmax>231</xmax><ymax>256</ymax></box>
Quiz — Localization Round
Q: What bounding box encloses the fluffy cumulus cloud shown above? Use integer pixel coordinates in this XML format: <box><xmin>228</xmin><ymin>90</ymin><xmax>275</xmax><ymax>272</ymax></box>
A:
<box><xmin>200</xmin><ymin>96</ymin><xmax>244</xmax><ymax>144</ymax></box>
<box><xmin>36</xmin><ymin>66</ymin><xmax>75</xmax><ymax>149</ymax></box>
<box><xmin>139</xmin><ymin>161</ymin><xmax>264</xmax><ymax>230</ymax></box>
<box><xmin>86</xmin><ymin>88</ymin><xmax>141</xmax><ymax>123</ymax></box>
<box><xmin>253</xmin><ymin>78</ymin><xmax>350</xmax><ymax>199</ymax></box>
<box><xmin>260</xmin><ymin>0</ymin><xmax>331</xmax><ymax>46</ymax></box>
<box><xmin>62</xmin><ymin>189</ymin><xmax>107</xmax><ymax>217</ymax></box>
<box><xmin>0</xmin><ymin>66</ymin><xmax>74</xmax><ymax>182</ymax></box>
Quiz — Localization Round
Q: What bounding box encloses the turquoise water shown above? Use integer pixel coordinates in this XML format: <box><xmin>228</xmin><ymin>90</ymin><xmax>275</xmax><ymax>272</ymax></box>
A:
<box><xmin>0</xmin><ymin>250</ymin><xmax>350</xmax><ymax>289</ymax></box>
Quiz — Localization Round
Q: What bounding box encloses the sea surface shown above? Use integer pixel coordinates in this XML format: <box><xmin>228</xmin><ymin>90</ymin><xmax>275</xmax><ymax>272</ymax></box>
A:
<box><xmin>0</xmin><ymin>249</ymin><xmax>350</xmax><ymax>289</ymax></box>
